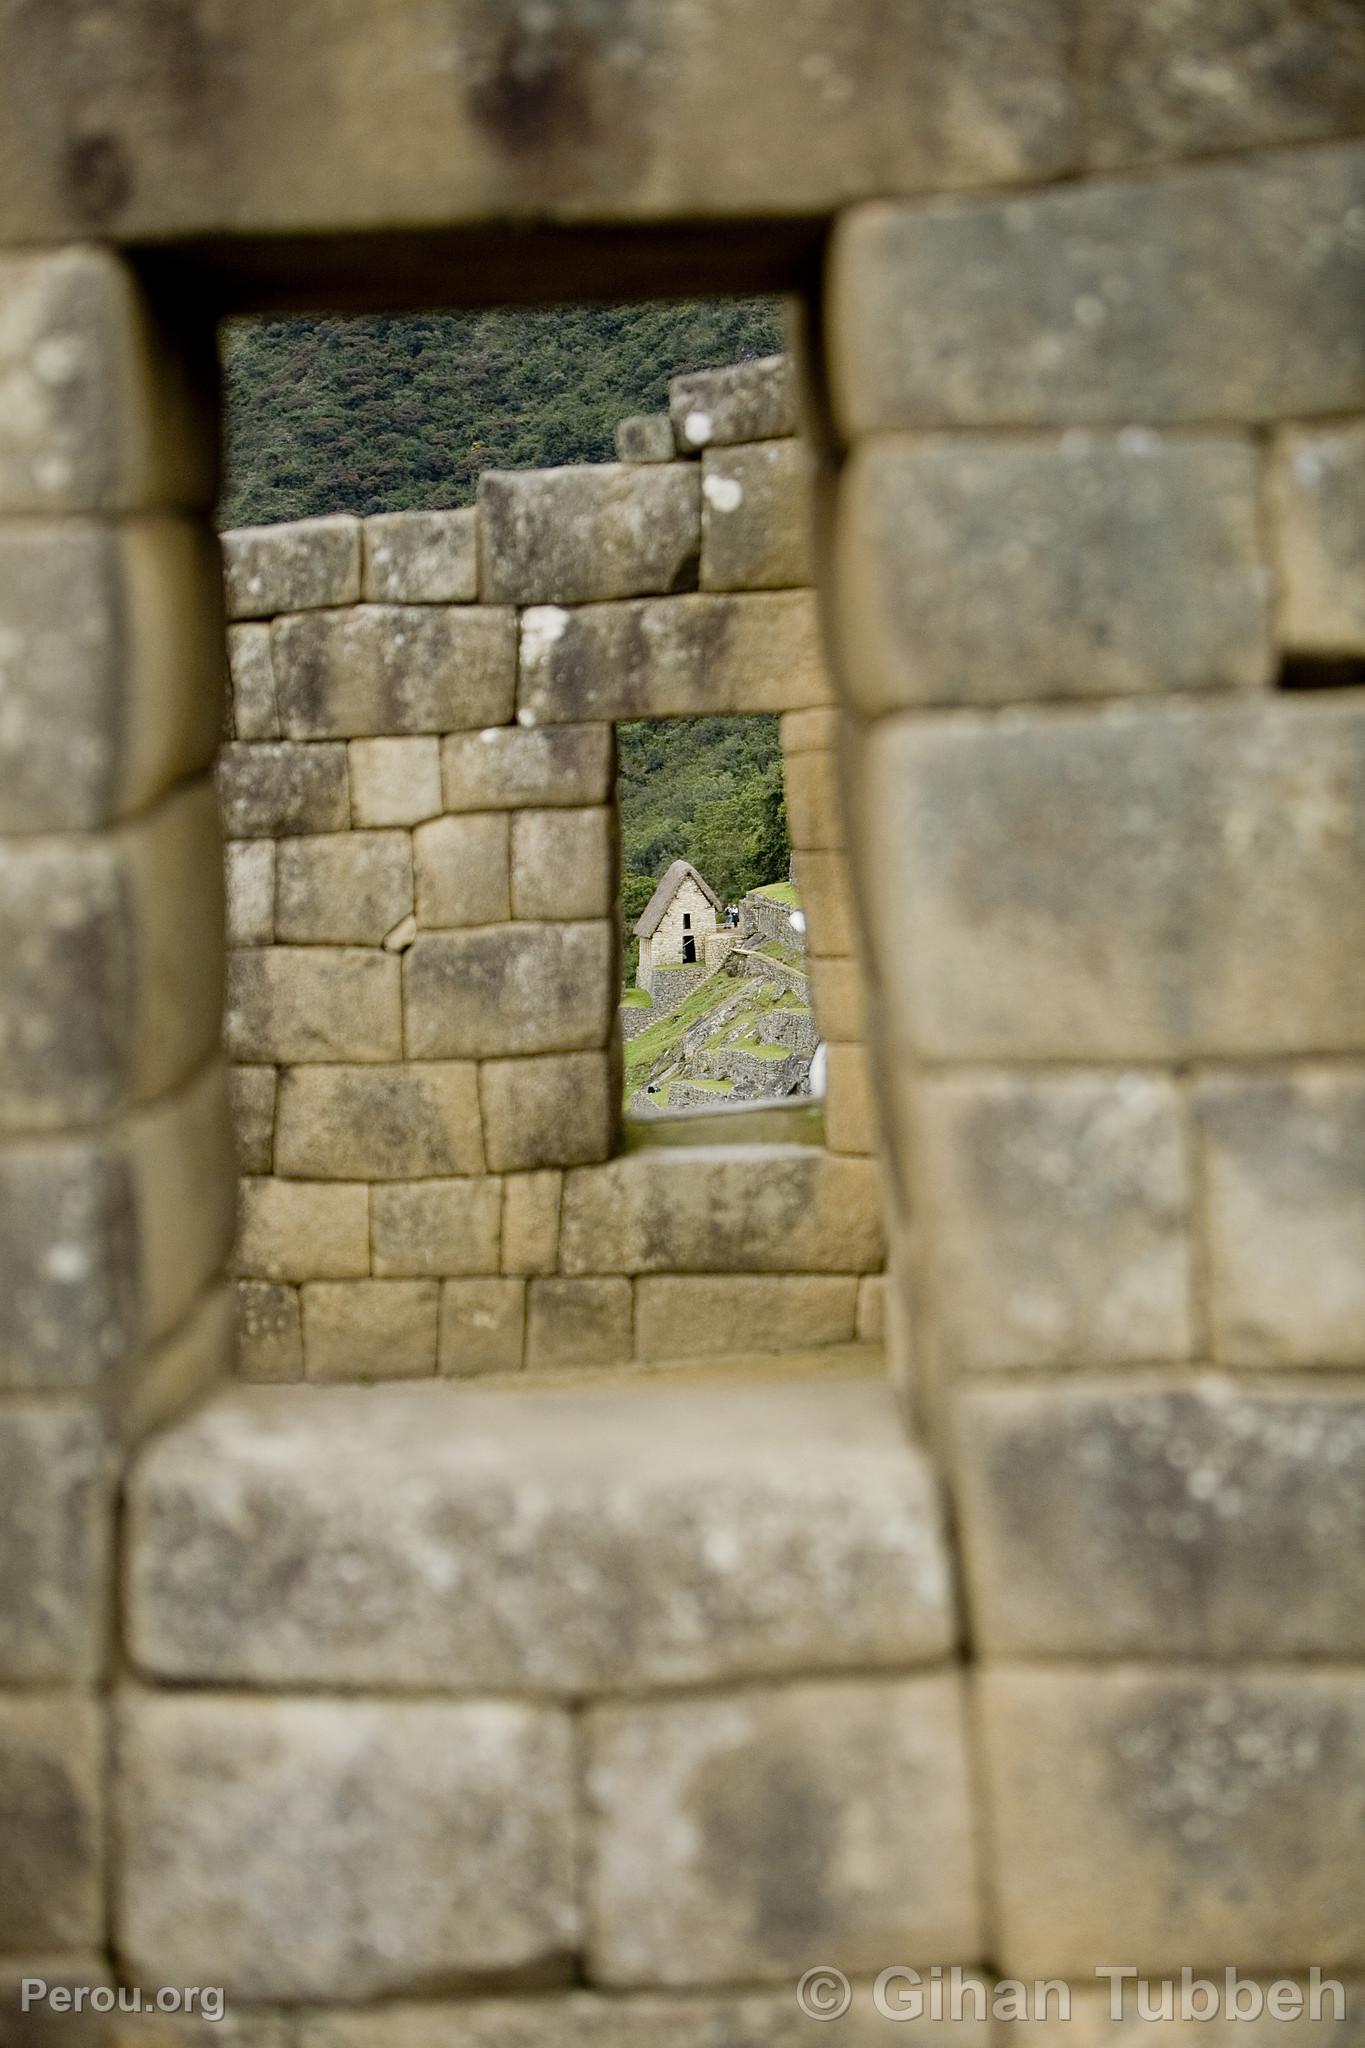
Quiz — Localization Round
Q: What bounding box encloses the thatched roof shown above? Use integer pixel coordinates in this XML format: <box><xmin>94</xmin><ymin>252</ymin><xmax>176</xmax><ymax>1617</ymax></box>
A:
<box><xmin>633</xmin><ymin>860</ymin><xmax>722</xmax><ymax>938</ymax></box>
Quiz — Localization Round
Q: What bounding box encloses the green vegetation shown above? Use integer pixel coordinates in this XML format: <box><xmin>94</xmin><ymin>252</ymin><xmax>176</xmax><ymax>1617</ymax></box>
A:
<box><xmin>752</xmin><ymin>880</ymin><xmax>800</xmax><ymax>906</ymax></box>
<box><xmin>620</xmin><ymin>987</ymin><xmax>653</xmax><ymax>1010</ymax></box>
<box><xmin>622</xmin><ymin>971</ymin><xmax>742</xmax><ymax>1099</ymax></box>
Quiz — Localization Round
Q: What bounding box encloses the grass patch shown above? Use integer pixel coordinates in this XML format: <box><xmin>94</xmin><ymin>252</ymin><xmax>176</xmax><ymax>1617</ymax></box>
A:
<box><xmin>755</xmin><ymin>937</ymin><xmax>805</xmax><ymax>969</ymax></box>
<box><xmin>622</xmin><ymin>972</ymin><xmax>740</xmax><ymax>1094</ymax></box>
<box><xmin>752</xmin><ymin>880</ymin><xmax>800</xmax><ymax>907</ymax></box>
<box><xmin>620</xmin><ymin>987</ymin><xmax>653</xmax><ymax>1009</ymax></box>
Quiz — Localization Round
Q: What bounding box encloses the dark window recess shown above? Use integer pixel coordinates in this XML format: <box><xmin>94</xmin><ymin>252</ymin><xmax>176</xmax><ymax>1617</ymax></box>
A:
<box><xmin>1277</xmin><ymin>655</ymin><xmax>1365</xmax><ymax>692</ymax></box>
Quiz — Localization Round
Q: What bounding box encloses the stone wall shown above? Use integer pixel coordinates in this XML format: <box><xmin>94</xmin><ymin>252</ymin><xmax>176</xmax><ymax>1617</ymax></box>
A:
<box><xmin>220</xmin><ymin>368</ymin><xmax>879</xmax><ymax>1383</ymax></box>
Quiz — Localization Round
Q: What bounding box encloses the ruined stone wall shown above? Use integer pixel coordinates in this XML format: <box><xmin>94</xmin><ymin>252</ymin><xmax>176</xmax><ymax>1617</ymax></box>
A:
<box><xmin>220</xmin><ymin>362</ymin><xmax>880</xmax><ymax>1384</ymax></box>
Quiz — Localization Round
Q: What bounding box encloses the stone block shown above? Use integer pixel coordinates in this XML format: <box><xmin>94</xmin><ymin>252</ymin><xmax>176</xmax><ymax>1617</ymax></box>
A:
<box><xmin>0</xmin><ymin>1693</ymin><xmax>103</xmax><ymax>1950</ymax></box>
<box><xmin>228</xmin><ymin>1066</ymin><xmax>275</xmax><ymax>1175</ymax></box>
<box><xmin>480</xmin><ymin>463</ymin><xmax>700</xmax><ymax>606</ymax></box>
<box><xmin>235</xmin><ymin>1179</ymin><xmax>369</xmax><ymax>1283</ymax></box>
<box><xmin>859</xmin><ymin>696</ymin><xmax>1365</xmax><ymax>1060</ymax></box>
<box><xmin>226</xmin><ymin>948</ymin><xmax>401</xmax><ymax>1063</ymax></box>
<box><xmin>856</xmin><ymin>1274</ymin><xmax>887</xmax><ymax>1342</ymax></box>
<box><xmin>302</xmin><ymin>1280</ymin><xmax>439</xmax><ymax>1382</ymax></box>
<box><xmin>272</xmin><ymin>603</ymin><xmax>515</xmax><ymax>737</ymax></box>
<box><xmin>561</xmin><ymin>1149</ymin><xmax>884</xmax><ymax>1274</ymax></box>
<box><xmin>370</xmin><ymin>1178</ymin><xmax>502</xmax><ymax>1278</ymax></box>
<box><xmin>0</xmin><ymin>777</ymin><xmax>223</xmax><ymax>1131</ymax></box>
<box><xmin>793</xmin><ymin>849</ymin><xmax>857</xmax><ymax>957</ymax></box>
<box><xmin>361</xmin><ymin>508</ymin><xmax>477</xmax><ymax>604</ymax></box>
<box><xmin>832</xmin><ymin>145</ymin><xmax>1365</xmax><ymax>431</ymax></box>
<box><xmin>127</xmin><ymin>1376</ymin><xmax>954</xmax><ymax>1692</ymax></box>
<box><xmin>978</xmin><ymin>1666</ymin><xmax>1365</xmax><ymax>1976</ymax></box>
<box><xmin>1196</xmin><ymin>1067</ymin><xmax>1365</xmax><ymax>1366</ymax></box>
<box><xmin>669</xmin><ymin>356</ymin><xmax>798</xmax><ymax>451</ymax></box>
<box><xmin>1080</xmin><ymin>0</ymin><xmax>1365</xmax><ymax>168</ymax></box>
<box><xmin>502</xmin><ymin>1171</ymin><xmax>562</xmax><ymax>1277</ymax></box>
<box><xmin>123</xmin><ymin>1061</ymin><xmax>237</xmax><ymax>1349</ymax></box>
<box><xmin>783</xmin><ymin>745</ymin><xmax>843</xmax><ymax>854</ymax></box>
<box><xmin>525</xmin><ymin>1277</ymin><xmax>632</xmax><ymax>1370</ymax></box>
<box><xmin>0</xmin><ymin>1963</ymin><xmax>120</xmax><ymax>2047</ymax></box>
<box><xmin>236</xmin><ymin>1281</ymin><xmax>303</xmax><ymax>1384</ymax></box>
<box><xmin>911</xmin><ymin>1072</ymin><xmax>1192</xmax><ymax>1372</ymax></box>
<box><xmin>824</xmin><ymin>1041</ymin><xmax>877</xmax><ymax>1156</ymax></box>
<box><xmin>1269</xmin><ymin>422</ymin><xmax>1365</xmax><ymax>654</ymax></box>
<box><xmin>221</xmin><ymin>516</ymin><xmax>361</xmax><ymax>620</ymax></box>
<box><xmin>0</xmin><ymin>1132</ymin><xmax>138</xmax><ymax>1390</ymax></box>
<box><xmin>412</xmin><ymin>812</ymin><xmax>510</xmax><ymax>928</ymax></box>
<box><xmin>586</xmin><ymin>1673</ymin><xmax>980</xmax><ymax>1985</ymax></box>
<box><xmin>274</xmin><ymin>831</ymin><xmax>412</xmax><ymax>946</ymax></box>
<box><xmin>517</xmin><ymin>592</ymin><xmax>829</xmax><ymax>723</ymax></box>
<box><xmin>440</xmin><ymin>724</ymin><xmax>613</xmax><ymax>811</ymax></box>
<box><xmin>115</xmin><ymin>1691</ymin><xmax>577</xmax><ymax>2000</ymax></box>
<box><xmin>634</xmin><ymin>1275</ymin><xmax>858</xmax><ymax>1361</ymax></box>
<box><xmin>0</xmin><ymin>1403</ymin><xmax>109</xmax><ymax>1682</ymax></box>
<box><xmin>403</xmin><ymin>924</ymin><xmax>615</xmax><ymax>1058</ymax></box>
<box><xmin>122</xmin><ymin>1281</ymin><xmax>235</xmax><ymax>1447</ymax></box>
<box><xmin>510</xmin><ymin>808</ymin><xmax>616</xmax><ymax>921</ymax></box>
<box><xmin>276</xmin><ymin>1063</ymin><xmax>483</xmax><ymax>1180</ymax></box>
<box><xmin>347</xmin><ymin>736</ymin><xmax>442</xmax><ymax>828</ymax></box>
<box><xmin>700</xmin><ymin>439</ymin><xmax>815</xmax><ymax>591</ymax></box>
<box><xmin>226</xmin><ymin>622</ymin><xmax>278</xmax><ymax>740</ymax></box>
<box><xmin>809</xmin><ymin>956</ymin><xmax>866</xmax><ymax>1043</ymax></box>
<box><xmin>956</xmin><ymin>1377</ymin><xmax>1365</xmax><ymax>1660</ymax></box>
<box><xmin>0</xmin><ymin>248</ymin><xmax>211</xmax><ymax>515</ymax></box>
<box><xmin>439</xmin><ymin>1277</ymin><xmax>526</xmax><ymax>1376</ymax></box>
<box><xmin>781</xmin><ymin>706</ymin><xmax>840</xmax><ymax>754</ymax></box>
<box><xmin>0</xmin><ymin>516</ymin><xmax>224</xmax><ymax>833</ymax></box>
<box><xmin>217</xmin><ymin>741</ymin><xmax>349</xmax><ymax>838</ymax></box>
<box><xmin>614</xmin><ymin>414</ymin><xmax>675</xmax><ymax>464</ymax></box>
<box><xmin>838</xmin><ymin>435</ymin><xmax>1271</xmax><ymax>711</ymax></box>
<box><xmin>480</xmin><ymin>1054</ymin><xmax>614</xmax><ymax>1173</ymax></box>
<box><xmin>224</xmin><ymin>839</ymin><xmax>274</xmax><ymax>946</ymax></box>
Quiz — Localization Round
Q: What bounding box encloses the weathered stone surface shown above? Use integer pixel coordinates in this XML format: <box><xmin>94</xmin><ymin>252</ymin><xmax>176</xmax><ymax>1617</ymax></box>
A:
<box><xmin>587</xmin><ymin>1674</ymin><xmax>980</xmax><ymax>1984</ymax></box>
<box><xmin>272</xmin><ymin>604</ymin><xmax>515</xmax><ymax>737</ymax></box>
<box><xmin>0</xmin><ymin>248</ymin><xmax>211</xmax><ymax>514</ymax></box>
<box><xmin>783</xmin><ymin>744</ymin><xmax>843</xmax><ymax>852</ymax></box>
<box><xmin>1080</xmin><ymin>0</ymin><xmax>1365</xmax><ymax>167</ymax></box>
<box><xmin>979</xmin><ymin>1667</ymin><xmax>1365</xmax><ymax>1975</ymax></box>
<box><xmin>857</xmin><ymin>1274</ymin><xmax>887</xmax><ymax>1343</ymax></box>
<box><xmin>614</xmin><ymin>414</ymin><xmax>675</xmax><ymax>464</ymax></box>
<box><xmin>838</xmin><ymin>435</ymin><xmax>1272</xmax><ymax>710</ymax></box>
<box><xmin>126</xmin><ymin>1376</ymin><xmax>955</xmax><ymax>1691</ymax></box>
<box><xmin>0</xmin><ymin>517</ymin><xmax>223</xmax><ymax>832</ymax></box>
<box><xmin>276</xmin><ymin>1063</ymin><xmax>483</xmax><ymax>1180</ymax></box>
<box><xmin>226</xmin><ymin>948</ymin><xmax>401</xmax><ymax>1063</ymax></box>
<box><xmin>115</xmin><ymin>2012</ymin><xmax>289</xmax><ymax>2048</ymax></box>
<box><xmin>700</xmin><ymin>439</ymin><xmax>814</xmax><ymax>591</ymax></box>
<box><xmin>413</xmin><ymin>812</ymin><xmax>510</xmax><ymax>928</ymax></box>
<box><xmin>0</xmin><ymin>1693</ymin><xmax>103</xmax><ymax>1950</ymax></box>
<box><xmin>809</xmin><ymin>955</ymin><xmax>866</xmax><ymax>1043</ymax></box>
<box><xmin>480</xmin><ymin>1054</ymin><xmax>614</xmax><ymax>1172</ymax></box>
<box><xmin>404</xmin><ymin>923</ymin><xmax>615</xmax><ymax>1058</ymax></box>
<box><xmin>218</xmin><ymin>741</ymin><xmax>349</xmax><ymax>838</ymax></box>
<box><xmin>302</xmin><ymin>1280</ymin><xmax>439</xmax><ymax>1382</ymax></box>
<box><xmin>0</xmin><ymin>1403</ymin><xmax>110</xmax><ymax>1682</ymax></box>
<box><xmin>793</xmin><ymin>848</ymin><xmax>857</xmax><ymax>957</ymax></box>
<box><xmin>911</xmin><ymin>1072</ymin><xmax>1192</xmax><ymax>1371</ymax></box>
<box><xmin>227</xmin><ymin>622</ymin><xmax>278</xmax><ymax>739</ymax></box>
<box><xmin>361</xmin><ymin>508</ymin><xmax>477</xmax><ymax>604</ymax></box>
<box><xmin>236</xmin><ymin>1280</ymin><xmax>303</xmax><ymax>1384</ymax></box>
<box><xmin>116</xmin><ymin>1691</ymin><xmax>577</xmax><ymax>2000</ymax></box>
<box><xmin>824</xmin><ymin>1041</ymin><xmax>876</xmax><ymax>1156</ymax></box>
<box><xmin>957</xmin><ymin>1377</ymin><xmax>1365</xmax><ymax>1660</ymax></box>
<box><xmin>370</xmin><ymin>1178</ymin><xmax>502</xmax><ymax>1277</ymax></box>
<box><xmin>518</xmin><ymin>593</ymin><xmax>829</xmax><ymax>723</ymax></box>
<box><xmin>781</xmin><ymin>706</ymin><xmax>840</xmax><ymax>754</ymax></box>
<box><xmin>235</xmin><ymin>1178</ymin><xmax>370</xmax><ymax>1283</ymax></box>
<box><xmin>832</xmin><ymin>145</ymin><xmax>1365</xmax><ymax>431</ymax></box>
<box><xmin>124</xmin><ymin>1062</ymin><xmax>238</xmax><ymax>1349</ymax></box>
<box><xmin>479</xmin><ymin>463</ymin><xmax>700</xmax><ymax>604</ymax></box>
<box><xmin>495</xmin><ymin>1175</ymin><xmax>559</xmax><ymax>1284</ymax></box>
<box><xmin>0</xmin><ymin>1964</ymin><xmax>120</xmax><ymax>2047</ymax></box>
<box><xmin>670</xmin><ymin>356</ymin><xmax>799</xmax><ymax>451</ymax></box>
<box><xmin>347</xmin><ymin>735</ymin><xmax>442</xmax><ymax>828</ymax></box>
<box><xmin>274</xmin><ymin>831</ymin><xmax>412</xmax><ymax>946</ymax></box>
<box><xmin>440</xmin><ymin>724</ymin><xmax>613</xmax><ymax>811</ymax></box>
<box><xmin>229</xmin><ymin>1065</ymin><xmax>275</xmax><ymax>1175</ymax></box>
<box><xmin>859</xmin><ymin>697</ymin><xmax>1365</xmax><ymax>1060</ymax></box>
<box><xmin>510</xmin><ymin>808</ymin><xmax>616</xmax><ymax>921</ymax></box>
<box><xmin>634</xmin><ymin>1275</ymin><xmax>859</xmax><ymax>1360</ymax></box>
<box><xmin>561</xmin><ymin>1149</ymin><xmax>884</xmax><ymax>1274</ymax></box>
<box><xmin>0</xmin><ymin>778</ymin><xmax>223</xmax><ymax>1130</ymax></box>
<box><xmin>439</xmin><ymin>1277</ymin><xmax>526</xmax><ymax>1376</ymax></box>
<box><xmin>1269</xmin><ymin>422</ymin><xmax>1365</xmax><ymax>654</ymax></box>
<box><xmin>1196</xmin><ymin>1067</ymin><xmax>1365</xmax><ymax>1366</ymax></box>
<box><xmin>122</xmin><ymin>1280</ymin><xmax>235</xmax><ymax>1447</ymax></box>
<box><xmin>525</xmin><ymin>1277</ymin><xmax>632</xmax><ymax>1370</ymax></box>
<box><xmin>222</xmin><ymin>517</ymin><xmax>360</xmax><ymax>620</ymax></box>
<box><xmin>224</xmin><ymin>839</ymin><xmax>274</xmax><ymax>946</ymax></box>
<box><xmin>0</xmin><ymin>1135</ymin><xmax>136</xmax><ymax>1389</ymax></box>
